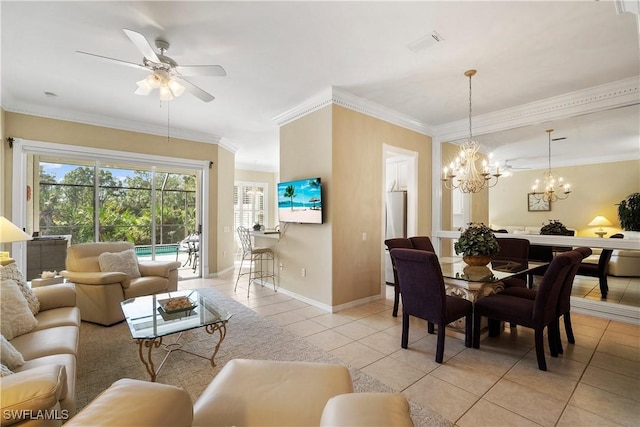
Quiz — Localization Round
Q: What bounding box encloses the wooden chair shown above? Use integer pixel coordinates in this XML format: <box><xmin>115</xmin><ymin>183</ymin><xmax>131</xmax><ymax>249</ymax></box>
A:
<box><xmin>473</xmin><ymin>251</ymin><xmax>580</xmax><ymax>371</ymax></box>
<box><xmin>391</xmin><ymin>248</ymin><xmax>473</xmax><ymax>363</ymax></box>
<box><xmin>384</xmin><ymin>238</ymin><xmax>413</xmax><ymax>317</ymax></box>
<box><xmin>576</xmin><ymin>233</ymin><xmax>624</xmax><ymax>298</ymax></box>
<box><xmin>501</xmin><ymin>247</ymin><xmax>590</xmax><ymax>354</ymax></box>
<box><xmin>493</xmin><ymin>237</ymin><xmax>530</xmax><ymax>288</ymax></box>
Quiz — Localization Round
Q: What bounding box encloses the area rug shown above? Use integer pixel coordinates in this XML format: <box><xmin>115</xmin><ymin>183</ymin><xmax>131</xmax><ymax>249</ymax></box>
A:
<box><xmin>76</xmin><ymin>287</ymin><xmax>451</xmax><ymax>427</ymax></box>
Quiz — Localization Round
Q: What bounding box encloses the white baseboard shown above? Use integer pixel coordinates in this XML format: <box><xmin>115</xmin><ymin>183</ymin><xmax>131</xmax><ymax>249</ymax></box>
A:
<box><xmin>571</xmin><ymin>296</ymin><xmax>640</xmax><ymax>325</ymax></box>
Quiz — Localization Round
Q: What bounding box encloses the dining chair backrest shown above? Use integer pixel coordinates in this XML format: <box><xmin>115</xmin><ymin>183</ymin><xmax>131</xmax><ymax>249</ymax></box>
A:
<box><xmin>494</xmin><ymin>237</ymin><xmax>530</xmax><ymax>262</ymax></box>
<box><xmin>596</xmin><ymin>233</ymin><xmax>624</xmax><ymax>269</ymax></box>
<box><xmin>390</xmin><ymin>248</ymin><xmax>445</xmax><ymax>320</ymax></box>
<box><xmin>384</xmin><ymin>238</ymin><xmax>413</xmax><ymax>251</ymax></box>
<box><xmin>237</xmin><ymin>226</ymin><xmax>253</xmax><ymax>254</ymax></box>
<box><xmin>557</xmin><ymin>247</ymin><xmax>592</xmax><ymax>314</ymax></box>
<box><xmin>533</xmin><ymin>251</ymin><xmax>578</xmax><ymax>326</ymax></box>
<box><xmin>408</xmin><ymin>236</ymin><xmax>435</xmax><ymax>253</ymax></box>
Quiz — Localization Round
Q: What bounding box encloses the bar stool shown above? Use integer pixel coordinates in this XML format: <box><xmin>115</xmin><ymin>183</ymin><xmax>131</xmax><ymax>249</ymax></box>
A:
<box><xmin>235</xmin><ymin>226</ymin><xmax>276</xmax><ymax>297</ymax></box>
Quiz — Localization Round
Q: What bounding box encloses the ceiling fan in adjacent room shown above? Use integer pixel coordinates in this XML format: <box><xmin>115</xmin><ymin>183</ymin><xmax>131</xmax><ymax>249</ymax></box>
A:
<box><xmin>77</xmin><ymin>29</ymin><xmax>226</xmax><ymax>102</ymax></box>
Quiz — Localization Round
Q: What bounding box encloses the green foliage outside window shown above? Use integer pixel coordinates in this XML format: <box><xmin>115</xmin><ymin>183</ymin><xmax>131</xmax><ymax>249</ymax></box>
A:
<box><xmin>38</xmin><ymin>164</ymin><xmax>196</xmax><ymax>245</ymax></box>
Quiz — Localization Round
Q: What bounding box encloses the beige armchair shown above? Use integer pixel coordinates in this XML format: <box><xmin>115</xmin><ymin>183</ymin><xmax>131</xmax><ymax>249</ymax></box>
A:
<box><xmin>61</xmin><ymin>242</ymin><xmax>182</xmax><ymax>326</ymax></box>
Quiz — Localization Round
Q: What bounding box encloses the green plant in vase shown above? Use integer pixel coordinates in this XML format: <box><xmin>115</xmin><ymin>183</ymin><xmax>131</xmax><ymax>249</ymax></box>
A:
<box><xmin>540</xmin><ymin>219</ymin><xmax>571</xmax><ymax>235</ymax></box>
<box><xmin>455</xmin><ymin>222</ymin><xmax>500</xmax><ymax>266</ymax></box>
<box><xmin>618</xmin><ymin>193</ymin><xmax>640</xmax><ymax>231</ymax></box>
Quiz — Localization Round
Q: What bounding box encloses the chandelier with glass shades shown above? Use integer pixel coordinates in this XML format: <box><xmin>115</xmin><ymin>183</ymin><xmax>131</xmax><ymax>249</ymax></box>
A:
<box><xmin>442</xmin><ymin>70</ymin><xmax>502</xmax><ymax>193</ymax></box>
<box><xmin>135</xmin><ymin>70</ymin><xmax>185</xmax><ymax>101</ymax></box>
<box><xmin>530</xmin><ymin>129</ymin><xmax>571</xmax><ymax>202</ymax></box>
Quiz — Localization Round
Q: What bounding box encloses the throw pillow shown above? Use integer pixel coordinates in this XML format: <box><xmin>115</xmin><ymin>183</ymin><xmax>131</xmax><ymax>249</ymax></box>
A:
<box><xmin>98</xmin><ymin>249</ymin><xmax>141</xmax><ymax>279</ymax></box>
<box><xmin>0</xmin><ymin>279</ymin><xmax>38</xmax><ymax>340</ymax></box>
<box><xmin>0</xmin><ymin>364</ymin><xmax>14</xmax><ymax>377</ymax></box>
<box><xmin>1</xmin><ymin>334</ymin><xmax>25</xmax><ymax>370</ymax></box>
<box><xmin>0</xmin><ymin>263</ymin><xmax>40</xmax><ymax>315</ymax></box>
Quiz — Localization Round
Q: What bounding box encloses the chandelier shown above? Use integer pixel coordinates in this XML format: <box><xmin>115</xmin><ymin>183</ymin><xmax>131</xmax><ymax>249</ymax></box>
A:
<box><xmin>530</xmin><ymin>129</ymin><xmax>571</xmax><ymax>202</ymax></box>
<box><xmin>442</xmin><ymin>70</ymin><xmax>502</xmax><ymax>193</ymax></box>
<box><xmin>135</xmin><ymin>70</ymin><xmax>185</xmax><ymax>101</ymax></box>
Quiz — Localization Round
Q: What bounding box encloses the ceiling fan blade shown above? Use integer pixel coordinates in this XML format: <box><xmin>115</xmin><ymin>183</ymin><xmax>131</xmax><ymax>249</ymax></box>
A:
<box><xmin>177</xmin><ymin>77</ymin><xmax>215</xmax><ymax>102</ymax></box>
<box><xmin>76</xmin><ymin>51</ymin><xmax>147</xmax><ymax>71</ymax></box>
<box><xmin>175</xmin><ymin>65</ymin><xmax>227</xmax><ymax>77</ymax></box>
<box><xmin>123</xmin><ymin>28</ymin><xmax>160</xmax><ymax>63</ymax></box>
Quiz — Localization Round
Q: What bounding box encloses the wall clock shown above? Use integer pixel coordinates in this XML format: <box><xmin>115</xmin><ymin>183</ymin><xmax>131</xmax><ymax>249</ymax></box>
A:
<box><xmin>528</xmin><ymin>193</ymin><xmax>551</xmax><ymax>211</ymax></box>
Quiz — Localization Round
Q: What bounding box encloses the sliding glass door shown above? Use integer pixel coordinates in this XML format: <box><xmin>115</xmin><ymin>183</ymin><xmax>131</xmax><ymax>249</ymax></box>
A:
<box><xmin>33</xmin><ymin>156</ymin><xmax>200</xmax><ymax>277</ymax></box>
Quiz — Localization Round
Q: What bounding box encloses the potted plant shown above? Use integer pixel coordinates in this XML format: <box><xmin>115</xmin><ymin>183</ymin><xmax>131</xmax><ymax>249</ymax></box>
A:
<box><xmin>618</xmin><ymin>193</ymin><xmax>640</xmax><ymax>231</ymax></box>
<box><xmin>540</xmin><ymin>219</ymin><xmax>571</xmax><ymax>235</ymax></box>
<box><xmin>455</xmin><ymin>222</ymin><xmax>500</xmax><ymax>266</ymax></box>
<box><xmin>253</xmin><ymin>222</ymin><xmax>262</xmax><ymax>231</ymax></box>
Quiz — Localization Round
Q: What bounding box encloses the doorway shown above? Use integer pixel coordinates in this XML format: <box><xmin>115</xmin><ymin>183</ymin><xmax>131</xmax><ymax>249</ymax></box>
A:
<box><xmin>382</xmin><ymin>145</ymin><xmax>418</xmax><ymax>286</ymax></box>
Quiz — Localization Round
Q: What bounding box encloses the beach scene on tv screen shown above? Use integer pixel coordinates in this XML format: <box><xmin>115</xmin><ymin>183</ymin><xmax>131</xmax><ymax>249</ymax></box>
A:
<box><xmin>278</xmin><ymin>178</ymin><xmax>322</xmax><ymax>223</ymax></box>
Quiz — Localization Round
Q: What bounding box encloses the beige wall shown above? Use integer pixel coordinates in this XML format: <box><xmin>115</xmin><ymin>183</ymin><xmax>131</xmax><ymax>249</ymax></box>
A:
<box><xmin>278</xmin><ymin>104</ymin><xmax>431</xmax><ymax>308</ymax></box>
<box><xmin>2</xmin><ymin>112</ymin><xmax>235</xmax><ymax>275</ymax></box>
<box><xmin>216</xmin><ymin>148</ymin><xmax>236</xmax><ymax>274</ymax></box>
<box><xmin>279</xmin><ymin>105</ymin><xmax>333</xmax><ymax>305</ymax></box>
<box><xmin>235</xmin><ymin>169</ymin><xmax>278</xmax><ymax>229</ymax></box>
<box><xmin>489</xmin><ymin>159</ymin><xmax>640</xmax><ymax>236</ymax></box>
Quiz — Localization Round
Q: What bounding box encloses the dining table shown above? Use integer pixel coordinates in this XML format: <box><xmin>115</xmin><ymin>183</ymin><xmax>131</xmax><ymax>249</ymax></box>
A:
<box><xmin>437</xmin><ymin>256</ymin><xmax>548</xmax><ymax>338</ymax></box>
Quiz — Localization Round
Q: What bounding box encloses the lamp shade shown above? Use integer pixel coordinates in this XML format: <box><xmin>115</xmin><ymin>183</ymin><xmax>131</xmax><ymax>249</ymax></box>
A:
<box><xmin>0</xmin><ymin>216</ymin><xmax>32</xmax><ymax>243</ymax></box>
<box><xmin>588</xmin><ymin>216</ymin><xmax>613</xmax><ymax>227</ymax></box>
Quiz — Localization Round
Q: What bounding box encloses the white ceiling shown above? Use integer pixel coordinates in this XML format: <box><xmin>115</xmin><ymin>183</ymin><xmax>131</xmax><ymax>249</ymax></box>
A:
<box><xmin>1</xmin><ymin>1</ymin><xmax>639</xmax><ymax>172</ymax></box>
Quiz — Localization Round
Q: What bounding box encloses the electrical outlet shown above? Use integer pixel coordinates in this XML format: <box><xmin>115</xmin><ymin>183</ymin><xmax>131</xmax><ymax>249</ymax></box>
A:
<box><xmin>301</xmin><ymin>268</ymin><xmax>306</xmax><ymax>277</ymax></box>
<box><xmin>362</xmin><ymin>232</ymin><xmax>367</xmax><ymax>241</ymax></box>
<box><xmin>279</xmin><ymin>263</ymin><xmax>284</xmax><ymax>271</ymax></box>
<box><xmin>223</xmin><ymin>250</ymin><xmax>226</xmax><ymax>258</ymax></box>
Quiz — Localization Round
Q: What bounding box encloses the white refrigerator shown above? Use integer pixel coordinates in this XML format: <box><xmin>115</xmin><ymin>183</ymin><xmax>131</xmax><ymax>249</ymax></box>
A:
<box><xmin>385</xmin><ymin>191</ymin><xmax>407</xmax><ymax>284</ymax></box>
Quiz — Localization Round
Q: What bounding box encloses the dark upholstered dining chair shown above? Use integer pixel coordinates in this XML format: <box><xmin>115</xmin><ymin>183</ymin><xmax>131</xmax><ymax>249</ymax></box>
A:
<box><xmin>384</xmin><ymin>236</ymin><xmax>436</xmax><ymax>317</ymax></box>
<box><xmin>473</xmin><ymin>250</ymin><xmax>580</xmax><ymax>371</ymax></box>
<box><xmin>408</xmin><ymin>236</ymin><xmax>435</xmax><ymax>252</ymax></box>
<box><xmin>501</xmin><ymin>247</ymin><xmax>591</xmax><ymax>354</ymax></box>
<box><xmin>576</xmin><ymin>233</ymin><xmax>624</xmax><ymax>298</ymax></box>
<box><xmin>493</xmin><ymin>237</ymin><xmax>530</xmax><ymax>288</ymax></box>
<box><xmin>384</xmin><ymin>238</ymin><xmax>413</xmax><ymax>317</ymax></box>
<box><xmin>390</xmin><ymin>248</ymin><xmax>473</xmax><ymax>364</ymax></box>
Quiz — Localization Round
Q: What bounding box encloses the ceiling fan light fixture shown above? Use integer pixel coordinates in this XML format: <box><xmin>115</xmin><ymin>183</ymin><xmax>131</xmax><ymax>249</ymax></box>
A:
<box><xmin>168</xmin><ymin>79</ymin><xmax>185</xmax><ymax>97</ymax></box>
<box><xmin>159</xmin><ymin>85</ymin><xmax>174</xmax><ymax>101</ymax></box>
<box><xmin>135</xmin><ymin>79</ymin><xmax>153</xmax><ymax>95</ymax></box>
<box><xmin>145</xmin><ymin>73</ymin><xmax>162</xmax><ymax>89</ymax></box>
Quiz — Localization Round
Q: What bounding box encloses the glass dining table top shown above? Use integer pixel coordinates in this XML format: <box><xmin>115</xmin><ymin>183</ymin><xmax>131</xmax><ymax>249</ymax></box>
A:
<box><xmin>121</xmin><ymin>289</ymin><xmax>231</xmax><ymax>340</ymax></box>
<box><xmin>438</xmin><ymin>257</ymin><xmax>547</xmax><ymax>283</ymax></box>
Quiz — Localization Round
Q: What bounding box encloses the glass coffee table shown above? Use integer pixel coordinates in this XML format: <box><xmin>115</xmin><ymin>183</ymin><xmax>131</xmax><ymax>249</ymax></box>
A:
<box><xmin>121</xmin><ymin>289</ymin><xmax>231</xmax><ymax>382</ymax></box>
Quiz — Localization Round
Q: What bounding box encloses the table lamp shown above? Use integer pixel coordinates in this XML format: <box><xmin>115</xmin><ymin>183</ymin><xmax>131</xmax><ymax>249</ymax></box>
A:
<box><xmin>0</xmin><ymin>216</ymin><xmax>32</xmax><ymax>264</ymax></box>
<box><xmin>588</xmin><ymin>215</ymin><xmax>612</xmax><ymax>238</ymax></box>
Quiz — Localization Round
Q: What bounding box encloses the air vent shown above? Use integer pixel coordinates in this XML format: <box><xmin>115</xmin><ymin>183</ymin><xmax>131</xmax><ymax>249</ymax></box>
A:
<box><xmin>407</xmin><ymin>31</ymin><xmax>445</xmax><ymax>53</ymax></box>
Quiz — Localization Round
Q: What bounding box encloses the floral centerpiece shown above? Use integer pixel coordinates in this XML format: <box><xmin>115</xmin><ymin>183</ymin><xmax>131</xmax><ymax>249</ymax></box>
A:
<box><xmin>455</xmin><ymin>222</ymin><xmax>500</xmax><ymax>266</ymax></box>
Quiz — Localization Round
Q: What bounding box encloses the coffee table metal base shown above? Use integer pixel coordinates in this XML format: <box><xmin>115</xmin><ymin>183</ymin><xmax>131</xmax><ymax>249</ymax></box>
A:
<box><xmin>137</xmin><ymin>322</ymin><xmax>227</xmax><ymax>382</ymax></box>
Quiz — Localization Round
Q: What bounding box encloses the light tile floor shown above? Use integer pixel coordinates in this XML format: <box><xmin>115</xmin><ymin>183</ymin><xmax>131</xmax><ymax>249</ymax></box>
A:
<box><xmin>181</xmin><ymin>273</ymin><xmax>640</xmax><ymax>427</ymax></box>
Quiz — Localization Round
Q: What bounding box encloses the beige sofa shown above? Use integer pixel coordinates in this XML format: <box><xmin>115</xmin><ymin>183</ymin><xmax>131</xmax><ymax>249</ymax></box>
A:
<box><xmin>61</xmin><ymin>242</ymin><xmax>182</xmax><ymax>326</ymax></box>
<box><xmin>608</xmin><ymin>231</ymin><xmax>640</xmax><ymax>277</ymax></box>
<box><xmin>66</xmin><ymin>358</ymin><xmax>414</xmax><ymax>427</ymax></box>
<box><xmin>1</xmin><ymin>282</ymin><xmax>81</xmax><ymax>427</ymax></box>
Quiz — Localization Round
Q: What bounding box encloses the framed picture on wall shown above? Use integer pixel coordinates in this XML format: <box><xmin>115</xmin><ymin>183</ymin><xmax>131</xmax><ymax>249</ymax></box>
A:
<box><xmin>527</xmin><ymin>193</ymin><xmax>551</xmax><ymax>211</ymax></box>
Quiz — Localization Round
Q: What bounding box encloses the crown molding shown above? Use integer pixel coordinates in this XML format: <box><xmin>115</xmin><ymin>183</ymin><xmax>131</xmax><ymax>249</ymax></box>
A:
<box><xmin>434</xmin><ymin>76</ymin><xmax>640</xmax><ymax>143</ymax></box>
<box><xmin>1</xmin><ymin>102</ymin><xmax>238</xmax><ymax>154</ymax></box>
<box><xmin>273</xmin><ymin>86</ymin><xmax>433</xmax><ymax>136</ymax></box>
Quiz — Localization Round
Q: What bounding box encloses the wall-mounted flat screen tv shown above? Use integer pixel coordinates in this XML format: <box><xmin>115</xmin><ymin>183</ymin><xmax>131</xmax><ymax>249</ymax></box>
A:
<box><xmin>277</xmin><ymin>177</ymin><xmax>323</xmax><ymax>224</ymax></box>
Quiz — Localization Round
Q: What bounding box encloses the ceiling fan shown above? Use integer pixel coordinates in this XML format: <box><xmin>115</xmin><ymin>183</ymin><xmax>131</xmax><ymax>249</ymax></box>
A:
<box><xmin>76</xmin><ymin>29</ymin><xmax>226</xmax><ymax>102</ymax></box>
<box><xmin>502</xmin><ymin>159</ymin><xmax>531</xmax><ymax>172</ymax></box>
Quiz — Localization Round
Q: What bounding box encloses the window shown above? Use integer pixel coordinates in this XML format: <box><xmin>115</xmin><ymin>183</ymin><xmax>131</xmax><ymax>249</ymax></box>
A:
<box><xmin>233</xmin><ymin>182</ymin><xmax>268</xmax><ymax>253</ymax></box>
<box><xmin>35</xmin><ymin>157</ymin><xmax>198</xmax><ymax>267</ymax></box>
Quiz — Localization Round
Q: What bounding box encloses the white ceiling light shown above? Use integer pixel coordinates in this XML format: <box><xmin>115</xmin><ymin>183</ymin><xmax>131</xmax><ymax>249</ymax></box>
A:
<box><xmin>135</xmin><ymin>70</ymin><xmax>184</xmax><ymax>101</ymax></box>
<box><xmin>442</xmin><ymin>70</ymin><xmax>503</xmax><ymax>193</ymax></box>
<box><xmin>530</xmin><ymin>129</ymin><xmax>572</xmax><ymax>202</ymax></box>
